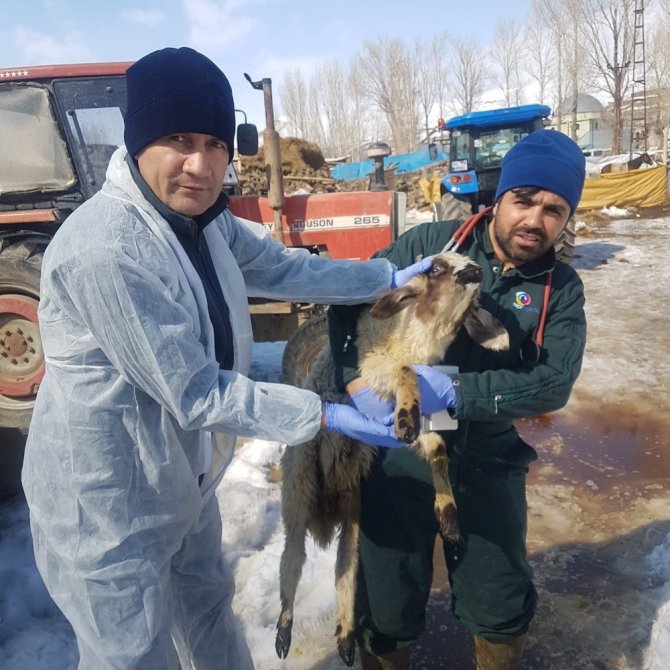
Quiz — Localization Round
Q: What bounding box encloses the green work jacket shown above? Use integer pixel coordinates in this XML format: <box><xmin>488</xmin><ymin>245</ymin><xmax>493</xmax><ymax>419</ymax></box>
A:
<box><xmin>329</xmin><ymin>217</ymin><xmax>587</xmax><ymax>460</ymax></box>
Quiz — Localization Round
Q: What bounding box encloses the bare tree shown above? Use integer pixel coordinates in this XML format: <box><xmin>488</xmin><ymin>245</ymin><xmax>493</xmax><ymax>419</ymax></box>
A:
<box><xmin>580</xmin><ymin>0</ymin><xmax>635</xmax><ymax>153</ymax></box>
<box><xmin>489</xmin><ymin>20</ymin><xmax>526</xmax><ymax>106</ymax></box>
<box><xmin>536</xmin><ymin>0</ymin><xmax>588</xmax><ymax>139</ymax></box>
<box><xmin>646</xmin><ymin>9</ymin><xmax>670</xmax><ymax>148</ymax></box>
<box><xmin>280</xmin><ymin>68</ymin><xmax>310</xmax><ymax>137</ymax></box>
<box><xmin>432</xmin><ymin>31</ymin><xmax>452</xmax><ymax>124</ymax></box>
<box><xmin>279</xmin><ymin>5</ymin><xmax>645</xmax><ymax>161</ymax></box>
<box><xmin>355</xmin><ymin>37</ymin><xmax>420</xmax><ymax>153</ymax></box>
<box><xmin>414</xmin><ymin>33</ymin><xmax>450</xmax><ymax>144</ymax></box>
<box><xmin>525</xmin><ymin>5</ymin><xmax>553</xmax><ymax>104</ymax></box>
<box><xmin>305</xmin><ymin>79</ymin><xmax>326</xmax><ymax>149</ymax></box>
<box><xmin>280</xmin><ymin>60</ymin><xmax>373</xmax><ymax>159</ymax></box>
<box><xmin>536</xmin><ymin>0</ymin><xmax>566</xmax><ymax>128</ymax></box>
<box><xmin>450</xmin><ymin>37</ymin><xmax>486</xmax><ymax>114</ymax></box>
<box><xmin>565</xmin><ymin>0</ymin><xmax>590</xmax><ymax>140</ymax></box>
<box><xmin>347</xmin><ymin>60</ymin><xmax>383</xmax><ymax>160</ymax></box>
<box><xmin>316</xmin><ymin>59</ymin><xmax>373</xmax><ymax>159</ymax></box>
<box><xmin>317</xmin><ymin>60</ymin><xmax>350</xmax><ymax>157</ymax></box>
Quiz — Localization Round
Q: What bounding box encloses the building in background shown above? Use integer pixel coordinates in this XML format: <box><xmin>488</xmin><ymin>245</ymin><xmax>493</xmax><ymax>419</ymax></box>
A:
<box><xmin>550</xmin><ymin>93</ymin><xmax>613</xmax><ymax>156</ymax></box>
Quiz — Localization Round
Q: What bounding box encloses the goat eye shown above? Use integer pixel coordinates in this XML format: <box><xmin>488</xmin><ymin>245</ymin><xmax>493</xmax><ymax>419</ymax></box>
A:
<box><xmin>430</xmin><ymin>265</ymin><xmax>442</xmax><ymax>275</ymax></box>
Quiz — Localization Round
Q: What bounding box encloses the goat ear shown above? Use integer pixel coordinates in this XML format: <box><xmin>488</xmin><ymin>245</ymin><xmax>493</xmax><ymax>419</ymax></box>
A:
<box><xmin>370</xmin><ymin>286</ymin><xmax>420</xmax><ymax>320</ymax></box>
<box><xmin>464</xmin><ymin>307</ymin><xmax>509</xmax><ymax>351</ymax></box>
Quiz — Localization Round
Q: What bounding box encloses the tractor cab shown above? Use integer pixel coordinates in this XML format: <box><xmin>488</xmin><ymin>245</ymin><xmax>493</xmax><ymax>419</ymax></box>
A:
<box><xmin>441</xmin><ymin>104</ymin><xmax>551</xmax><ymax>213</ymax></box>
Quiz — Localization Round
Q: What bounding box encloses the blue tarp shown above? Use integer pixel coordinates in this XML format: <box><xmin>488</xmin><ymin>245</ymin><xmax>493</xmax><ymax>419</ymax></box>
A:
<box><xmin>331</xmin><ymin>149</ymin><xmax>448</xmax><ymax>181</ymax></box>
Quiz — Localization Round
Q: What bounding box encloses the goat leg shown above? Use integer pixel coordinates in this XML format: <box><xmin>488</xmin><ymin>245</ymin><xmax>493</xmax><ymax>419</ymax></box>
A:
<box><xmin>275</xmin><ymin>510</ymin><xmax>309</xmax><ymax>659</ymax></box>
<box><xmin>334</xmin><ymin>490</ymin><xmax>362</xmax><ymax>667</ymax></box>
<box><xmin>393</xmin><ymin>366</ymin><xmax>421</xmax><ymax>443</ymax></box>
<box><xmin>413</xmin><ymin>432</ymin><xmax>461</xmax><ymax>543</ymax></box>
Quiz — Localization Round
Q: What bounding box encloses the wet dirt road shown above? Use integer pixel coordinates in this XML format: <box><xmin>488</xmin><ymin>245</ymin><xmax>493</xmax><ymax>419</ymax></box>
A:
<box><xmin>413</xmin><ymin>212</ymin><xmax>670</xmax><ymax>670</ymax></box>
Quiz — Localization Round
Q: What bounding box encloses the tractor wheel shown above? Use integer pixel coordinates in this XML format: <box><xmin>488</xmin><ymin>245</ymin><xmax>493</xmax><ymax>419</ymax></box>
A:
<box><xmin>0</xmin><ymin>236</ymin><xmax>48</xmax><ymax>433</ymax></box>
<box><xmin>281</xmin><ymin>312</ymin><xmax>328</xmax><ymax>387</ymax></box>
<box><xmin>439</xmin><ymin>193</ymin><xmax>472</xmax><ymax>222</ymax></box>
<box><xmin>554</xmin><ymin>216</ymin><xmax>577</xmax><ymax>264</ymax></box>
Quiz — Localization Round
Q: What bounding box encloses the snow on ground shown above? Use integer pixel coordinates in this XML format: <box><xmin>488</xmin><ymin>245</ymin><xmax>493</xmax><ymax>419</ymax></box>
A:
<box><xmin>1</xmin><ymin>209</ymin><xmax>670</xmax><ymax>669</ymax></box>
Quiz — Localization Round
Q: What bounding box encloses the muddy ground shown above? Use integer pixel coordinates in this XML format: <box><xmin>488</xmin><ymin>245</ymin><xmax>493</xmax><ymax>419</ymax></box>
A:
<box><xmin>411</xmin><ymin>206</ymin><xmax>670</xmax><ymax>669</ymax></box>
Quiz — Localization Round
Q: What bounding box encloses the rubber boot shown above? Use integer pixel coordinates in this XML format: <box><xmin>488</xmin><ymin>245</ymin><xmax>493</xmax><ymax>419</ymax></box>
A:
<box><xmin>359</xmin><ymin>646</ymin><xmax>411</xmax><ymax>670</ymax></box>
<box><xmin>473</xmin><ymin>634</ymin><xmax>526</xmax><ymax>670</ymax></box>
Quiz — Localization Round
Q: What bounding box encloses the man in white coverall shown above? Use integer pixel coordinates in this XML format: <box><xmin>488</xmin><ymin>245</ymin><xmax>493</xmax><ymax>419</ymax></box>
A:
<box><xmin>21</xmin><ymin>47</ymin><xmax>425</xmax><ymax>670</ymax></box>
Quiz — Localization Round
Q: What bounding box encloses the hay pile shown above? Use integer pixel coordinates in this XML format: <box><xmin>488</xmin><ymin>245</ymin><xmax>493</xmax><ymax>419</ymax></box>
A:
<box><xmin>238</xmin><ymin>137</ymin><xmax>332</xmax><ymax>195</ymax></box>
<box><xmin>237</xmin><ymin>136</ymin><xmax>446</xmax><ymax>211</ymax></box>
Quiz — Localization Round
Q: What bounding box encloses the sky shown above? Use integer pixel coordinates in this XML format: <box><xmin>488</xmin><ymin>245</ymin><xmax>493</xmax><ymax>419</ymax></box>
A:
<box><xmin>0</xmin><ymin>0</ymin><xmax>532</xmax><ymax>129</ymax></box>
<box><xmin>2</xmin><ymin>211</ymin><xmax>670</xmax><ymax>669</ymax></box>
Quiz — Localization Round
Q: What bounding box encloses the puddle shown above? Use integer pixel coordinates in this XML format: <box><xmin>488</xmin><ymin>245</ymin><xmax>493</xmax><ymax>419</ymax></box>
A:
<box><xmin>423</xmin><ymin>400</ymin><xmax>670</xmax><ymax>669</ymax></box>
<box><xmin>520</xmin><ymin>400</ymin><xmax>670</xmax><ymax>491</ymax></box>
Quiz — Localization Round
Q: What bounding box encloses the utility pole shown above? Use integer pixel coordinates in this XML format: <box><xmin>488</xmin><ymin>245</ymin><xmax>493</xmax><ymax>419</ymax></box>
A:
<box><xmin>629</xmin><ymin>0</ymin><xmax>648</xmax><ymax>157</ymax></box>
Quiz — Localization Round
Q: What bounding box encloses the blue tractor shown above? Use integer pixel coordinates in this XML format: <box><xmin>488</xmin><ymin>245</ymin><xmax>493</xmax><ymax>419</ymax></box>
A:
<box><xmin>439</xmin><ymin>104</ymin><xmax>551</xmax><ymax>219</ymax></box>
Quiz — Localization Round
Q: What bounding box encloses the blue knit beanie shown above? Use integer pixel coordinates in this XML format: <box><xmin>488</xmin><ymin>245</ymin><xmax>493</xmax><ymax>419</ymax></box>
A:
<box><xmin>124</xmin><ymin>47</ymin><xmax>235</xmax><ymax>161</ymax></box>
<box><xmin>495</xmin><ymin>130</ymin><xmax>586</xmax><ymax>212</ymax></box>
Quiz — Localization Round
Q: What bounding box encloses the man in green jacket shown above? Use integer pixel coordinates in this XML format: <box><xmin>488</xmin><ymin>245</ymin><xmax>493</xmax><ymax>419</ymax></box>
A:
<box><xmin>328</xmin><ymin>130</ymin><xmax>587</xmax><ymax>670</ymax></box>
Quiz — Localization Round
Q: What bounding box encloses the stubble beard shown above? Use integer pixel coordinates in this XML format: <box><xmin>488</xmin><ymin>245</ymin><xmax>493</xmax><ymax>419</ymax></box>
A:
<box><xmin>493</xmin><ymin>221</ymin><xmax>551</xmax><ymax>265</ymax></box>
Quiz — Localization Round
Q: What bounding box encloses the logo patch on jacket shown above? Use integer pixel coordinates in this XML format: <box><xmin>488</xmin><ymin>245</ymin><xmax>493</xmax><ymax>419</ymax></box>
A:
<box><xmin>513</xmin><ymin>291</ymin><xmax>539</xmax><ymax>313</ymax></box>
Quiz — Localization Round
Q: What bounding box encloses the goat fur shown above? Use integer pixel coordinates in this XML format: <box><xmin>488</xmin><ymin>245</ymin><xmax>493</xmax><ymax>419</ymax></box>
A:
<box><xmin>276</xmin><ymin>252</ymin><xmax>509</xmax><ymax>666</ymax></box>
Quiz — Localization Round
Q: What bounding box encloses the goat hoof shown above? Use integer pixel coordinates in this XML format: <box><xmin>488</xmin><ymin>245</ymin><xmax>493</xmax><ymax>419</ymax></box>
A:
<box><xmin>337</xmin><ymin>633</ymin><xmax>356</xmax><ymax>667</ymax></box>
<box><xmin>404</xmin><ymin>427</ymin><xmax>420</xmax><ymax>443</ymax></box>
<box><xmin>395</xmin><ymin>422</ymin><xmax>419</xmax><ymax>444</ymax></box>
<box><xmin>275</xmin><ymin>625</ymin><xmax>292</xmax><ymax>659</ymax></box>
<box><xmin>438</xmin><ymin>504</ymin><xmax>461</xmax><ymax>544</ymax></box>
<box><xmin>395</xmin><ymin>406</ymin><xmax>420</xmax><ymax>444</ymax></box>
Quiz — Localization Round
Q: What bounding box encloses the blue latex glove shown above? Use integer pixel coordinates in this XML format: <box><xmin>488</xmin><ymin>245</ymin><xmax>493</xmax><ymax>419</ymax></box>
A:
<box><xmin>412</xmin><ymin>364</ymin><xmax>457</xmax><ymax>414</ymax></box>
<box><xmin>324</xmin><ymin>402</ymin><xmax>404</xmax><ymax>449</ymax></box>
<box><xmin>349</xmin><ymin>386</ymin><xmax>394</xmax><ymax>419</ymax></box>
<box><xmin>391</xmin><ymin>257</ymin><xmax>433</xmax><ymax>289</ymax></box>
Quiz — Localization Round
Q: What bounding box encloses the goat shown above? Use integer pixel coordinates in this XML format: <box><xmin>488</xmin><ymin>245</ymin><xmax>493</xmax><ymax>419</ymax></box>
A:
<box><xmin>275</xmin><ymin>252</ymin><xmax>509</xmax><ymax>666</ymax></box>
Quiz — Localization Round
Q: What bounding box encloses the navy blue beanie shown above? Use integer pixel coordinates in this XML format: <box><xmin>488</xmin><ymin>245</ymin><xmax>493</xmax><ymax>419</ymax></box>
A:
<box><xmin>124</xmin><ymin>47</ymin><xmax>235</xmax><ymax>161</ymax></box>
<box><xmin>495</xmin><ymin>130</ymin><xmax>586</xmax><ymax>212</ymax></box>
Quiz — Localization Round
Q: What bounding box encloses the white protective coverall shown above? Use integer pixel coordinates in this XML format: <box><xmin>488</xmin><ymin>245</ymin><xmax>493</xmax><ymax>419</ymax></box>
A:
<box><xmin>22</xmin><ymin>147</ymin><xmax>394</xmax><ymax>669</ymax></box>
